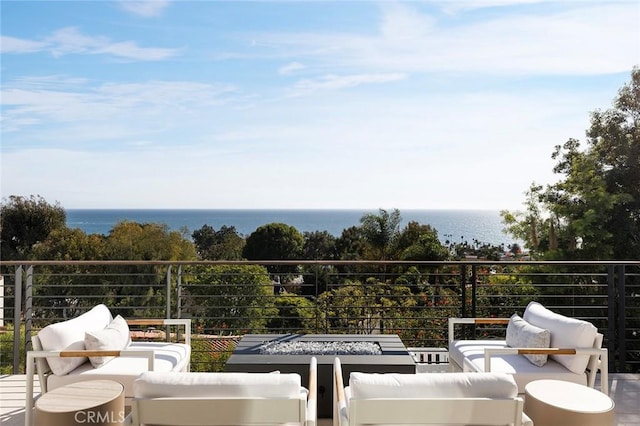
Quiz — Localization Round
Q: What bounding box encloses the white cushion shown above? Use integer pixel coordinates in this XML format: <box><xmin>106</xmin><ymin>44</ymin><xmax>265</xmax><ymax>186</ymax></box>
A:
<box><xmin>523</xmin><ymin>301</ymin><xmax>597</xmax><ymax>374</ymax></box>
<box><xmin>349</xmin><ymin>371</ymin><xmax>517</xmax><ymax>399</ymax></box>
<box><xmin>134</xmin><ymin>371</ymin><xmax>302</xmax><ymax>398</ymax></box>
<box><xmin>37</xmin><ymin>304</ymin><xmax>113</xmax><ymax>375</ymax></box>
<box><xmin>47</xmin><ymin>341</ymin><xmax>191</xmax><ymax>397</ymax></box>
<box><xmin>451</xmin><ymin>340</ymin><xmax>588</xmax><ymax>392</ymax></box>
<box><xmin>506</xmin><ymin>314</ymin><xmax>551</xmax><ymax>367</ymax></box>
<box><xmin>84</xmin><ymin>315</ymin><xmax>132</xmax><ymax>367</ymax></box>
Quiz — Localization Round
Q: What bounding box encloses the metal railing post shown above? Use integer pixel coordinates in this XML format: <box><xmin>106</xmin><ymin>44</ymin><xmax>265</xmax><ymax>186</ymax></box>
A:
<box><xmin>177</xmin><ymin>265</ymin><xmax>182</xmax><ymax>319</ymax></box>
<box><xmin>460</xmin><ymin>264</ymin><xmax>467</xmax><ymax>319</ymax></box>
<box><xmin>471</xmin><ymin>264</ymin><xmax>477</xmax><ymax>318</ymax></box>
<box><xmin>12</xmin><ymin>265</ymin><xmax>23</xmax><ymax>374</ymax></box>
<box><xmin>166</xmin><ymin>265</ymin><xmax>172</xmax><ymax>342</ymax></box>
<box><xmin>25</xmin><ymin>265</ymin><xmax>33</xmax><ymax>355</ymax></box>
<box><xmin>607</xmin><ymin>265</ymin><xmax>616</xmax><ymax>372</ymax></box>
<box><xmin>166</xmin><ymin>265</ymin><xmax>172</xmax><ymax>319</ymax></box>
<box><xmin>617</xmin><ymin>264</ymin><xmax>626</xmax><ymax>368</ymax></box>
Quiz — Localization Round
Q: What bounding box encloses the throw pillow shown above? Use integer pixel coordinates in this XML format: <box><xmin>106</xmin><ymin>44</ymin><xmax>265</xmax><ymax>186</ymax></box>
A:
<box><xmin>506</xmin><ymin>313</ymin><xmax>551</xmax><ymax>367</ymax></box>
<box><xmin>84</xmin><ymin>315</ymin><xmax>131</xmax><ymax>368</ymax></box>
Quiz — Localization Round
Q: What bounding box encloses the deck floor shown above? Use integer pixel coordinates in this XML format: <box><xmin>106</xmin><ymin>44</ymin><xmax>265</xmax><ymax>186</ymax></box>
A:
<box><xmin>2</xmin><ymin>373</ymin><xmax>639</xmax><ymax>425</ymax></box>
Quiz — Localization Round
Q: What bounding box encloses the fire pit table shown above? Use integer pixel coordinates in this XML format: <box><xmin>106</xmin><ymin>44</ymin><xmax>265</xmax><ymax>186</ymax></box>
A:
<box><xmin>225</xmin><ymin>334</ymin><xmax>416</xmax><ymax>418</ymax></box>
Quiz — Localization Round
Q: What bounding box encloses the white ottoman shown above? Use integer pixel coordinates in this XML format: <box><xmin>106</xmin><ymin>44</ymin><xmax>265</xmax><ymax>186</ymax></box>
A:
<box><xmin>524</xmin><ymin>379</ymin><xmax>614</xmax><ymax>426</ymax></box>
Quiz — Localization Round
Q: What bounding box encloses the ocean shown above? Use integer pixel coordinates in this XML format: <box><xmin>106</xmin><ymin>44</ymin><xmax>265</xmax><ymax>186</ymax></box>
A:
<box><xmin>66</xmin><ymin>209</ymin><xmax>516</xmax><ymax>247</ymax></box>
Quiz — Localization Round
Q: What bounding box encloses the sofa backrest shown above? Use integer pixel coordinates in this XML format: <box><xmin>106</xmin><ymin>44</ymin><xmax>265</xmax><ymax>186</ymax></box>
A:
<box><xmin>134</xmin><ymin>371</ymin><xmax>304</xmax><ymax>399</ymax></box>
<box><xmin>523</xmin><ymin>301</ymin><xmax>598</xmax><ymax>374</ymax></box>
<box><xmin>348</xmin><ymin>371</ymin><xmax>518</xmax><ymax>400</ymax></box>
<box><xmin>36</xmin><ymin>304</ymin><xmax>113</xmax><ymax>375</ymax></box>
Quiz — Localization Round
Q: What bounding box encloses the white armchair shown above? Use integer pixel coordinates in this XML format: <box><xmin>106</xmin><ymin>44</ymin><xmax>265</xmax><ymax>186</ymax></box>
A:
<box><xmin>333</xmin><ymin>357</ymin><xmax>530</xmax><ymax>426</ymax></box>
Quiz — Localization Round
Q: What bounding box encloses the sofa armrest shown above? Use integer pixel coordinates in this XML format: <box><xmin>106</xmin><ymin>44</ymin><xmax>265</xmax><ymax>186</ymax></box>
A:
<box><xmin>307</xmin><ymin>357</ymin><xmax>317</xmax><ymax>426</ymax></box>
<box><xmin>448</xmin><ymin>318</ymin><xmax>510</xmax><ymax>343</ymax></box>
<box><xmin>25</xmin><ymin>349</ymin><xmax>155</xmax><ymax>426</ymax></box>
<box><xmin>126</xmin><ymin>318</ymin><xmax>191</xmax><ymax>345</ymax></box>
<box><xmin>333</xmin><ymin>357</ymin><xmax>348</xmax><ymax>426</ymax></box>
<box><xmin>483</xmin><ymin>347</ymin><xmax>609</xmax><ymax>394</ymax></box>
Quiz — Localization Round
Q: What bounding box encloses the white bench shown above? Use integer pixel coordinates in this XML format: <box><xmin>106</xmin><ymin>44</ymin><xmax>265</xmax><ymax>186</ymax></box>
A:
<box><xmin>448</xmin><ymin>301</ymin><xmax>608</xmax><ymax>395</ymax></box>
<box><xmin>25</xmin><ymin>304</ymin><xmax>191</xmax><ymax>426</ymax></box>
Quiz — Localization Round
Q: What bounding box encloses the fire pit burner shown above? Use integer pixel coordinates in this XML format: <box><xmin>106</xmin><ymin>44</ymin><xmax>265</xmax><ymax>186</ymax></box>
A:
<box><xmin>259</xmin><ymin>340</ymin><xmax>382</xmax><ymax>355</ymax></box>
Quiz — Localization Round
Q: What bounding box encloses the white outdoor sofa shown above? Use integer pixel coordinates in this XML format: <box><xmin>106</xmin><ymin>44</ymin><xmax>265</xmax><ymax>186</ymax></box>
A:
<box><xmin>333</xmin><ymin>357</ymin><xmax>531</xmax><ymax>426</ymax></box>
<box><xmin>449</xmin><ymin>301</ymin><xmax>608</xmax><ymax>394</ymax></box>
<box><xmin>127</xmin><ymin>357</ymin><xmax>317</xmax><ymax>426</ymax></box>
<box><xmin>25</xmin><ymin>304</ymin><xmax>191</xmax><ymax>426</ymax></box>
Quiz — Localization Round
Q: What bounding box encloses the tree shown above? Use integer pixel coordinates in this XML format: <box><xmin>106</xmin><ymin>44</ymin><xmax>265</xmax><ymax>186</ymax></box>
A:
<box><xmin>396</xmin><ymin>221</ymin><xmax>448</xmax><ymax>261</ymax></box>
<box><xmin>243</xmin><ymin>223</ymin><xmax>304</xmax><ymax>261</ymax></box>
<box><xmin>185</xmin><ymin>264</ymin><xmax>277</xmax><ymax>334</ymax></box>
<box><xmin>1</xmin><ymin>195</ymin><xmax>67</xmax><ymax>260</ymax></box>
<box><xmin>106</xmin><ymin>221</ymin><xmax>197</xmax><ymax>261</ymax></box>
<box><xmin>192</xmin><ymin>224</ymin><xmax>245</xmax><ymax>260</ymax></box>
<box><xmin>502</xmin><ymin>67</ymin><xmax>640</xmax><ymax>260</ymax></box>
<box><xmin>359</xmin><ymin>208</ymin><xmax>402</xmax><ymax>259</ymax></box>
<box><xmin>335</xmin><ymin>226</ymin><xmax>367</xmax><ymax>260</ymax></box>
<box><xmin>302</xmin><ymin>230</ymin><xmax>337</xmax><ymax>260</ymax></box>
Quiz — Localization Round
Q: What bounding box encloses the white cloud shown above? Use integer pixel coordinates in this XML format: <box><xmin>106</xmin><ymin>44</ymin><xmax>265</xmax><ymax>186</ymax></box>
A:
<box><xmin>2</xmin><ymin>27</ymin><xmax>179</xmax><ymax>61</ymax></box>
<box><xmin>278</xmin><ymin>61</ymin><xmax>306</xmax><ymax>75</ymax></box>
<box><xmin>252</xmin><ymin>3</ymin><xmax>638</xmax><ymax>76</ymax></box>
<box><xmin>286</xmin><ymin>73</ymin><xmax>407</xmax><ymax>97</ymax></box>
<box><xmin>117</xmin><ymin>0</ymin><xmax>171</xmax><ymax>17</ymax></box>
<box><xmin>0</xmin><ymin>36</ymin><xmax>48</xmax><ymax>53</ymax></box>
<box><xmin>379</xmin><ymin>2</ymin><xmax>436</xmax><ymax>41</ymax></box>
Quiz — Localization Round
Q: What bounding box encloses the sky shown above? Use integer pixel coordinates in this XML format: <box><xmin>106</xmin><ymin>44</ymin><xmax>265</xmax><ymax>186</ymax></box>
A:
<box><xmin>1</xmin><ymin>1</ymin><xmax>639</xmax><ymax>210</ymax></box>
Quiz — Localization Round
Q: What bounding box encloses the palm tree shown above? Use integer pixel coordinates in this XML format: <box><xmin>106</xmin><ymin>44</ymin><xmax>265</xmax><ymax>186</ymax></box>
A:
<box><xmin>359</xmin><ymin>208</ymin><xmax>402</xmax><ymax>260</ymax></box>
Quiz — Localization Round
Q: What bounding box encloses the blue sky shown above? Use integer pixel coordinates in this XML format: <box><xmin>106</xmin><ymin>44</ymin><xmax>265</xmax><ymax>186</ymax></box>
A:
<box><xmin>1</xmin><ymin>1</ymin><xmax>638</xmax><ymax>210</ymax></box>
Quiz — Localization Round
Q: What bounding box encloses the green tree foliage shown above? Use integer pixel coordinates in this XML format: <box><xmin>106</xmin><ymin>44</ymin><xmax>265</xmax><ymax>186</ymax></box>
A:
<box><xmin>185</xmin><ymin>264</ymin><xmax>277</xmax><ymax>334</ymax></box>
<box><xmin>359</xmin><ymin>208</ymin><xmax>402</xmax><ymax>259</ymax></box>
<box><xmin>396</xmin><ymin>221</ymin><xmax>448</xmax><ymax>261</ymax></box>
<box><xmin>107</xmin><ymin>221</ymin><xmax>197</xmax><ymax>260</ymax></box>
<box><xmin>1</xmin><ymin>195</ymin><xmax>66</xmax><ymax>260</ymax></box>
<box><xmin>302</xmin><ymin>230</ymin><xmax>337</xmax><ymax>260</ymax></box>
<box><xmin>335</xmin><ymin>226</ymin><xmax>367</xmax><ymax>260</ymax></box>
<box><xmin>243</xmin><ymin>223</ymin><xmax>304</xmax><ymax>261</ymax></box>
<box><xmin>32</xmin><ymin>228</ymin><xmax>106</xmax><ymax>260</ymax></box>
<box><xmin>192</xmin><ymin>224</ymin><xmax>245</xmax><ymax>260</ymax></box>
<box><xmin>267</xmin><ymin>293</ymin><xmax>316</xmax><ymax>333</ymax></box>
<box><xmin>502</xmin><ymin>67</ymin><xmax>640</xmax><ymax>260</ymax></box>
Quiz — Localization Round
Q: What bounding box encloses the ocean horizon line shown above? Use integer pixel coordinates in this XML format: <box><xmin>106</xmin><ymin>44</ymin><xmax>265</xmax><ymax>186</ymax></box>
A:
<box><xmin>65</xmin><ymin>208</ymin><xmax>517</xmax><ymax>247</ymax></box>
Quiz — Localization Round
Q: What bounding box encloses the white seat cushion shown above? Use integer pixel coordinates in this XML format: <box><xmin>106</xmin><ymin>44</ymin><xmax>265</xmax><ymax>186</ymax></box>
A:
<box><xmin>349</xmin><ymin>371</ymin><xmax>518</xmax><ymax>399</ymax></box>
<box><xmin>134</xmin><ymin>371</ymin><xmax>303</xmax><ymax>399</ymax></box>
<box><xmin>47</xmin><ymin>342</ymin><xmax>191</xmax><ymax>397</ymax></box>
<box><xmin>450</xmin><ymin>340</ymin><xmax>587</xmax><ymax>392</ymax></box>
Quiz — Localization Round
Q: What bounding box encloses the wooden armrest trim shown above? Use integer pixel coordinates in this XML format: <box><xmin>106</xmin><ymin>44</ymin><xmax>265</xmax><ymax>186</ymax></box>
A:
<box><xmin>475</xmin><ymin>318</ymin><xmax>510</xmax><ymax>325</ymax></box>
<box><xmin>60</xmin><ymin>350</ymin><xmax>121</xmax><ymax>357</ymax></box>
<box><xmin>516</xmin><ymin>348</ymin><xmax>577</xmax><ymax>355</ymax></box>
<box><xmin>127</xmin><ymin>319</ymin><xmax>166</xmax><ymax>326</ymax></box>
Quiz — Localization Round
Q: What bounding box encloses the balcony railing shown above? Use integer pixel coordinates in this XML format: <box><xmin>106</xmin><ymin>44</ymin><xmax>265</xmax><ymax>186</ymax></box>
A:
<box><xmin>1</xmin><ymin>260</ymin><xmax>638</xmax><ymax>374</ymax></box>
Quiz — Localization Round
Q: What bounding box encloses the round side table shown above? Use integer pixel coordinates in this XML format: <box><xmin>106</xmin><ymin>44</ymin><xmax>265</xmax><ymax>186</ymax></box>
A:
<box><xmin>35</xmin><ymin>380</ymin><xmax>125</xmax><ymax>426</ymax></box>
<box><xmin>524</xmin><ymin>379</ymin><xmax>614</xmax><ymax>426</ymax></box>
